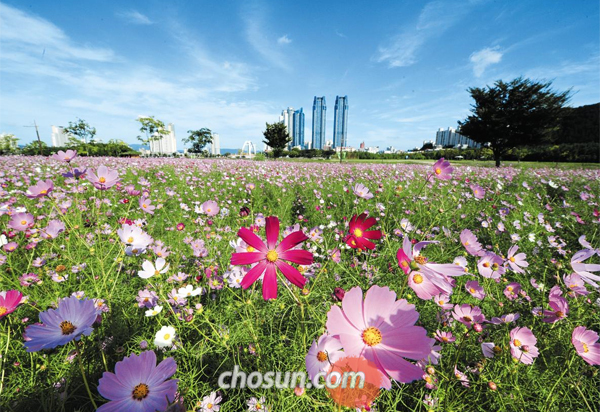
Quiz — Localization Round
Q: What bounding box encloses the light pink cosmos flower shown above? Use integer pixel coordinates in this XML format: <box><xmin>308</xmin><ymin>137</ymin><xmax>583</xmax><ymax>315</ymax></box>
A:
<box><xmin>51</xmin><ymin>149</ymin><xmax>77</xmax><ymax>162</ymax></box>
<box><xmin>26</xmin><ymin>180</ymin><xmax>54</xmax><ymax>198</ymax></box>
<box><xmin>488</xmin><ymin>313</ymin><xmax>520</xmax><ymax>325</ymax></box>
<box><xmin>326</xmin><ymin>285</ymin><xmax>434</xmax><ymax>388</ymax></box>
<box><xmin>510</xmin><ymin>327</ymin><xmax>539</xmax><ymax>364</ymax></box>
<box><xmin>86</xmin><ymin>165</ymin><xmax>120</xmax><ymax>190</ymax></box>
<box><xmin>138</xmin><ymin>258</ymin><xmax>170</xmax><ymax>279</ymax></box>
<box><xmin>460</xmin><ymin>229</ymin><xmax>485</xmax><ymax>257</ymax></box>
<box><xmin>201</xmin><ymin>200</ymin><xmax>219</xmax><ymax>216</ymax></box>
<box><xmin>117</xmin><ymin>224</ymin><xmax>153</xmax><ymax>251</ymax></box>
<box><xmin>477</xmin><ymin>253</ymin><xmax>505</xmax><ymax>280</ymax></box>
<box><xmin>8</xmin><ymin>212</ymin><xmax>35</xmax><ymax>232</ymax></box>
<box><xmin>572</xmin><ymin>326</ymin><xmax>600</xmax><ymax>365</ymax></box>
<box><xmin>139</xmin><ymin>196</ymin><xmax>156</xmax><ymax>215</ymax></box>
<box><xmin>305</xmin><ymin>334</ymin><xmax>344</xmax><ymax>386</ymax></box>
<box><xmin>434</xmin><ymin>330</ymin><xmax>455</xmax><ymax>344</ymax></box>
<box><xmin>470</xmin><ymin>184</ymin><xmax>485</xmax><ymax>200</ymax></box>
<box><xmin>432</xmin><ymin>294</ymin><xmax>453</xmax><ymax>310</ymax></box>
<box><xmin>570</xmin><ymin>249</ymin><xmax>600</xmax><ymax>287</ymax></box>
<box><xmin>353</xmin><ymin>183</ymin><xmax>374</xmax><ymax>200</ymax></box>
<box><xmin>454</xmin><ymin>366</ymin><xmax>469</xmax><ymax>387</ymax></box>
<box><xmin>465</xmin><ymin>280</ymin><xmax>486</xmax><ymax>300</ymax></box>
<box><xmin>563</xmin><ymin>273</ymin><xmax>589</xmax><ymax>296</ymax></box>
<box><xmin>542</xmin><ymin>295</ymin><xmax>569</xmax><ymax>323</ymax></box>
<box><xmin>40</xmin><ymin>220</ymin><xmax>66</xmax><ymax>239</ymax></box>
<box><xmin>506</xmin><ymin>245</ymin><xmax>529</xmax><ymax>274</ymax></box>
<box><xmin>481</xmin><ymin>342</ymin><xmax>496</xmax><ymax>358</ymax></box>
<box><xmin>432</xmin><ymin>158</ymin><xmax>453</xmax><ymax>180</ymax></box>
<box><xmin>503</xmin><ymin>282</ymin><xmax>522</xmax><ymax>300</ymax></box>
<box><xmin>452</xmin><ymin>304</ymin><xmax>485</xmax><ymax>328</ymax></box>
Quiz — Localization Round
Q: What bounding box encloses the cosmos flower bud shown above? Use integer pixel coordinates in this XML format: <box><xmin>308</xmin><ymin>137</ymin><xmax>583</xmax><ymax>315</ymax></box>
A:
<box><xmin>332</xmin><ymin>287</ymin><xmax>345</xmax><ymax>302</ymax></box>
<box><xmin>488</xmin><ymin>381</ymin><xmax>497</xmax><ymax>390</ymax></box>
<box><xmin>473</xmin><ymin>323</ymin><xmax>483</xmax><ymax>332</ymax></box>
<box><xmin>239</xmin><ymin>206</ymin><xmax>250</xmax><ymax>217</ymax></box>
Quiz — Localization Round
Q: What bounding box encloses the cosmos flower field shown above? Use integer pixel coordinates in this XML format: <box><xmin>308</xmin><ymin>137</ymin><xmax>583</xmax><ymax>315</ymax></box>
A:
<box><xmin>1</xmin><ymin>153</ymin><xmax>599</xmax><ymax>412</ymax></box>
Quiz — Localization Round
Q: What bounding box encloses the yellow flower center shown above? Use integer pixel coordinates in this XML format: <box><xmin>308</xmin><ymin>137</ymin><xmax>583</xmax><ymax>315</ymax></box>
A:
<box><xmin>0</xmin><ymin>306</ymin><xmax>7</xmax><ymax>316</ymax></box>
<box><xmin>583</xmin><ymin>343</ymin><xmax>589</xmax><ymax>353</ymax></box>
<box><xmin>207</xmin><ymin>208</ymin><xmax>211</xmax><ymax>213</ymax></box>
<box><xmin>469</xmin><ymin>288</ymin><xmax>476</xmax><ymax>293</ymax></box>
<box><xmin>463</xmin><ymin>316</ymin><xmax>472</xmax><ymax>322</ymax></box>
<box><xmin>154</xmin><ymin>270</ymin><xmax>160</xmax><ymax>276</ymax></box>
<box><xmin>99</xmin><ymin>177</ymin><xmax>106</xmax><ymax>183</ymax></box>
<box><xmin>555</xmin><ymin>311</ymin><xmax>564</xmax><ymax>318</ymax></box>
<box><xmin>509</xmin><ymin>257</ymin><xmax>515</xmax><ymax>262</ymax></box>
<box><xmin>413</xmin><ymin>274</ymin><xmax>424</xmax><ymax>284</ymax></box>
<box><xmin>354</xmin><ymin>228</ymin><xmax>363</xmax><ymax>238</ymax></box>
<box><xmin>142</xmin><ymin>204</ymin><xmax>147</xmax><ymax>208</ymax></box>
<box><xmin>513</xmin><ymin>339</ymin><xmax>522</xmax><ymax>347</ymax></box>
<box><xmin>59</xmin><ymin>321</ymin><xmax>76</xmax><ymax>335</ymax></box>
<box><xmin>20</xmin><ymin>220</ymin><xmax>27</xmax><ymax>225</ymax></box>
<box><xmin>491</xmin><ymin>263</ymin><xmax>499</xmax><ymax>271</ymax></box>
<box><xmin>132</xmin><ymin>383</ymin><xmax>149</xmax><ymax>400</ymax></box>
<box><xmin>400</xmin><ymin>261</ymin><xmax>409</xmax><ymax>268</ymax></box>
<box><xmin>464</xmin><ymin>241</ymin><xmax>469</xmax><ymax>246</ymax></box>
<box><xmin>414</xmin><ymin>255</ymin><xmax>427</xmax><ymax>265</ymax></box>
<box><xmin>127</xmin><ymin>236</ymin><xmax>134</xmax><ymax>243</ymax></box>
<box><xmin>266</xmin><ymin>250</ymin><xmax>278</xmax><ymax>262</ymax></box>
<box><xmin>482</xmin><ymin>262</ymin><xmax>490</xmax><ymax>268</ymax></box>
<box><xmin>362</xmin><ymin>326</ymin><xmax>382</xmax><ymax>347</ymax></box>
<box><xmin>247</xmin><ymin>246</ymin><xmax>255</xmax><ymax>252</ymax></box>
<box><xmin>317</xmin><ymin>351</ymin><xmax>328</xmax><ymax>362</ymax></box>
<box><xmin>164</xmin><ymin>333</ymin><xmax>171</xmax><ymax>340</ymax></box>
<box><xmin>435</xmin><ymin>167</ymin><xmax>442</xmax><ymax>175</ymax></box>
<box><xmin>40</xmin><ymin>190</ymin><xmax>47</xmax><ymax>194</ymax></box>
<box><xmin>441</xmin><ymin>336</ymin><xmax>449</xmax><ymax>342</ymax></box>
<box><xmin>207</xmin><ymin>403</ymin><xmax>213</xmax><ymax>409</ymax></box>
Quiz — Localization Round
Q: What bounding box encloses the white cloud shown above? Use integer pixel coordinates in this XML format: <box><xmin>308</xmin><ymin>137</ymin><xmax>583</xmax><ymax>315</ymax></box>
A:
<box><xmin>277</xmin><ymin>35</ymin><xmax>292</xmax><ymax>45</ymax></box>
<box><xmin>470</xmin><ymin>47</ymin><xmax>503</xmax><ymax>77</ymax></box>
<box><xmin>116</xmin><ymin>10</ymin><xmax>153</xmax><ymax>25</ymax></box>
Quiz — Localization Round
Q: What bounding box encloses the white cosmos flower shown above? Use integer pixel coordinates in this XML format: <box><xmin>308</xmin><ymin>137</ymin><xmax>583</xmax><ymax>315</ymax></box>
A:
<box><xmin>177</xmin><ymin>284</ymin><xmax>204</xmax><ymax>299</ymax></box>
<box><xmin>138</xmin><ymin>258</ymin><xmax>169</xmax><ymax>279</ymax></box>
<box><xmin>154</xmin><ymin>325</ymin><xmax>176</xmax><ymax>348</ymax></box>
<box><xmin>145</xmin><ymin>305</ymin><xmax>163</xmax><ymax>317</ymax></box>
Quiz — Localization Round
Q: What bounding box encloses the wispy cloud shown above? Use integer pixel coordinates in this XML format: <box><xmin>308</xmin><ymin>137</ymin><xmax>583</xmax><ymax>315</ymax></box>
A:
<box><xmin>116</xmin><ymin>10</ymin><xmax>153</xmax><ymax>25</ymax></box>
<box><xmin>241</xmin><ymin>1</ymin><xmax>291</xmax><ymax>71</ymax></box>
<box><xmin>335</xmin><ymin>30</ymin><xmax>347</xmax><ymax>38</ymax></box>
<box><xmin>374</xmin><ymin>1</ymin><xmax>474</xmax><ymax>68</ymax></box>
<box><xmin>277</xmin><ymin>35</ymin><xmax>292</xmax><ymax>45</ymax></box>
<box><xmin>470</xmin><ymin>47</ymin><xmax>503</xmax><ymax>77</ymax></box>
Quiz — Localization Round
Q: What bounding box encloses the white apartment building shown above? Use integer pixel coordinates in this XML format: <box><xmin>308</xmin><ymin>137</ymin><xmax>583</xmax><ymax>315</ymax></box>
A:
<box><xmin>211</xmin><ymin>133</ymin><xmax>221</xmax><ymax>156</ymax></box>
<box><xmin>149</xmin><ymin>123</ymin><xmax>177</xmax><ymax>154</ymax></box>
<box><xmin>51</xmin><ymin>125</ymin><xmax>69</xmax><ymax>147</ymax></box>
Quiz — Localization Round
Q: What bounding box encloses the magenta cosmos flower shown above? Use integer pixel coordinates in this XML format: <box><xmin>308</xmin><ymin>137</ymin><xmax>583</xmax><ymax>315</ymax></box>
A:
<box><xmin>509</xmin><ymin>327</ymin><xmax>539</xmax><ymax>364</ymax></box>
<box><xmin>432</xmin><ymin>158</ymin><xmax>453</xmax><ymax>180</ymax></box>
<box><xmin>572</xmin><ymin>326</ymin><xmax>600</xmax><ymax>365</ymax></box>
<box><xmin>26</xmin><ymin>179</ymin><xmax>54</xmax><ymax>198</ymax></box>
<box><xmin>326</xmin><ymin>285</ymin><xmax>434</xmax><ymax>388</ymax></box>
<box><xmin>97</xmin><ymin>350</ymin><xmax>178</xmax><ymax>412</ymax></box>
<box><xmin>344</xmin><ymin>213</ymin><xmax>382</xmax><ymax>250</ymax></box>
<box><xmin>506</xmin><ymin>245</ymin><xmax>529</xmax><ymax>274</ymax></box>
<box><xmin>0</xmin><ymin>290</ymin><xmax>24</xmax><ymax>320</ymax></box>
<box><xmin>86</xmin><ymin>165</ymin><xmax>120</xmax><ymax>190</ymax></box>
<box><xmin>230</xmin><ymin>216</ymin><xmax>313</xmax><ymax>300</ymax></box>
<box><xmin>8</xmin><ymin>212</ymin><xmax>34</xmax><ymax>232</ymax></box>
<box><xmin>51</xmin><ymin>149</ymin><xmax>77</xmax><ymax>162</ymax></box>
<box><xmin>452</xmin><ymin>304</ymin><xmax>485</xmax><ymax>328</ymax></box>
<box><xmin>24</xmin><ymin>296</ymin><xmax>97</xmax><ymax>352</ymax></box>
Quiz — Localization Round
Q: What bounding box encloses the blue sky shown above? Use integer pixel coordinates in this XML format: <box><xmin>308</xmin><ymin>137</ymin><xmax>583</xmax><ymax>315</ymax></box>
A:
<box><xmin>1</xmin><ymin>0</ymin><xmax>598</xmax><ymax>150</ymax></box>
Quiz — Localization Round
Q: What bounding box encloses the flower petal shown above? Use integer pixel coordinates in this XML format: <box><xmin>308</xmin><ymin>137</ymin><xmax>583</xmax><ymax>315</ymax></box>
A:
<box><xmin>237</xmin><ymin>227</ymin><xmax>268</xmax><ymax>252</ymax></box>
<box><xmin>265</xmin><ymin>216</ymin><xmax>280</xmax><ymax>250</ymax></box>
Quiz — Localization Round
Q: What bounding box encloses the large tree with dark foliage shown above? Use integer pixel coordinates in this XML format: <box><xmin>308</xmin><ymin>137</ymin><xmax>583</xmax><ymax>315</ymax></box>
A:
<box><xmin>184</xmin><ymin>128</ymin><xmax>213</xmax><ymax>154</ymax></box>
<box><xmin>64</xmin><ymin>118</ymin><xmax>97</xmax><ymax>144</ymax></box>
<box><xmin>262</xmin><ymin>122</ymin><xmax>291</xmax><ymax>158</ymax></box>
<box><xmin>458</xmin><ymin>77</ymin><xmax>571</xmax><ymax>166</ymax></box>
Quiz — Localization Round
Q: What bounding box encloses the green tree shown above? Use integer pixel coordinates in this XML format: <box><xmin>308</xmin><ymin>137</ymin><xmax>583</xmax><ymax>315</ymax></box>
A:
<box><xmin>262</xmin><ymin>122</ymin><xmax>291</xmax><ymax>158</ymax></box>
<box><xmin>458</xmin><ymin>77</ymin><xmax>571</xmax><ymax>166</ymax></box>
<box><xmin>136</xmin><ymin>116</ymin><xmax>169</xmax><ymax>147</ymax></box>
<box><xmin>63</xmin><ymin>118</ymin><xmax>97</xmax><ymax>144</ymax></box>
<box><xmin>0</xmin><ymin>133</ymin><xmax>19</xmax><ymax>154</ymax></box>
<box><xmin>184</xmin><ymin>128</ymin><xmax>213</xmax><ymax>154</ymax></box>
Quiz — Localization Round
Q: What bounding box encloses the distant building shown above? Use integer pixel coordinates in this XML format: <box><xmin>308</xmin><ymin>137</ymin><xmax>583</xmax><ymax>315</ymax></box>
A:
<box><xmin>149</xmin><ymin>123</ymin><xmax>177</xmax><ymax>154</ymax></box>
<box><xmin>359</xmin><ymin>141</ymin><xmax>365</xmax><ymax>149</ymax></box>
<box><xmin>211</xmin><ymin>133</ymin><xmax>221</xmax><ymax>156</ymax></box>
<box><xmin>435</xmin><ymin>127</ymin><xmax>481</xmax><ymax>148</ymax></box>
<box><xmin>333</xmin><ymin>96</ymin><xmax>348</xmax><ymax>148</ymax></box>
<box><xmin>51</xmin><ymin>126</ymin><xmax>69</xmax><ymax>147</ymax></box>
<box><xmin>312</xmin><ymin>97</ymin><xmax>326</xmax><ymax>150</ymax></box>
<box><xmin>279</xmin><ymin>107</ymin><xmax>304</xmax><ymax>149</ymax></box>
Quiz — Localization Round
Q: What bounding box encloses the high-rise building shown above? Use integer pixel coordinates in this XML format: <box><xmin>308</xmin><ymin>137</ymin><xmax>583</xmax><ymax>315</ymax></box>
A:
<box><xmin>435</xmin><ymin>127</ymin><xmax>481</xmax><ymax>148</ymax></box>
<box><xmin>312</xmin><ymin>96</ymin><xmax>326</xmax><ymax>150</ymax></box>
<box><xmin>51</xmin><ymin>125</ymin><xmax>69</xmax><ymax>147</ymax></box>
<box><xmin>211</xmin><ymin>133</ymin><xmax>221</xmax><ymax>156</ymax></box>
<box><xmin>333</xmin><ymin>96</ymin><xmax>348</xmax><ymax>148</ymax></box>
<box><xmin>279</xmin><ymin>107</ymin><xmax>304</xmax><ymax>149</ymax></box>
<box><xmin>149</xmin><ymin>123</ymin><xmax>177</xmax><ymax>154</ymax></box>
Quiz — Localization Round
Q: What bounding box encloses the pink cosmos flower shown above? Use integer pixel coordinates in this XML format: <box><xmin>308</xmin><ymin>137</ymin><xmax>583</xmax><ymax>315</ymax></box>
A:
<box><xmin>26</xmin><ymin>180</ymin><xmax>54</xmax><ymax>198</ymax></box>
<box><xmin>326</xmin><ymin>285</ymin><xmax>434</xmax><ymax>388</ymax></box>
<box><xmin>8</xmin><ymin>212</ymin><xmax>34</xmax><ymax>232</ymax></box>
<box><xmin>452</xmin><ymin>304</ymin><xmax>485</xmax><ymax>328</ymax></box>
<box><xmin>454</xmin><ymin>366</ymin><xmax>469</xmax><ymax>387</ymax></box>
<box><xmin>542</xmin><ymin>295</ymin><xmax>569</xmax><ymax>323</ymax></box>
<box><xmin>572</xmin><ymin>326</ymin><xmax>600</xmax><ymax>365</ymax></box>
<box><xmin>408</xmin><ymin>271</ymin><xmax>443</xmax><ymax>300</ymax></box>
<box><xmin>503</xmin><ymin>282</ymin><xmax>522</xmax><ymax>300</ymax></box>
<box><xmin>432</xmin><ymin>294</ymin><xmax>453</xmax><ymax>310</ymax></box>
<box><xmin>465</xmin><ymin>280</ymin><xmax>486</xmax><ymax>300</ymax></box>
<box><xmin>488</xmin><ymin>313</ymin><xmax>520</xmax><ymax>325</ymax></box>
<box><xmin>40</xmin><ymin>220</ymin><xmax>66</xmax><ymax>240</ymax></box>
<box><xmin>201</xmin><ymin>200</ymin><xmax>220</xmax><ymax>217</ymax></box>
<box><xmin>305</xmin><ymin>334</ymin><xmax>344</xmax><ymax>386</ymax></box>
<box><xmin>0</xmin><ymin>290</ymin><xmax>24</xmax><ymax>319</ymax></box>
<box><xmin>481</xmin><ymin>342</ymin><xmax>496</xmax><ymax>358</ymax></box>
<box><xmin>477</xmin><ymin>253</ymin><xmax>505</xmax><ymax>280</ymax></box>
<box><xmin>470</xmin><ymin>184</ymin><xmax>485</xmax><ymax>200</ymax></box>
<box><xmin>87</xmin><ymin>165</ymin><xmax>120</xmax><ymax>190</ymax></box>
<box><xmin>563</xmin><ymin>273</ymin><xmax>589</xmax><ymax>297</ymax></box>
<box><xmin>51</xmin><ymin>149</ymin><xmax>77</xmax><ymax>162</ymax></box>
<box><xmin>139</xmin><ymin>196</ymin><xmax>156</xmax><ymax>215</ymax></box>
<box><xmin>434</xmin><ymin>330</ymin><xmax>455</xmax><ymax>344</ymax></box>
<box><xmin>510</xmin><ymin>327</ymin><xmax>539</xmax><ymax>364</ymax></box>
<box><xmin>353</xmin><ymin>183</ymin><xmax>374</xmax><ymax>200</ymax></box>
<box><xmin>570</xmin><ymin>249</ymin><xmax>600</xmax><ymax>287</ymax></box>
<box><xmin>230</xmin><ymin>216</ymin><xmax>313</xmax><ymax>300</ymax></box>
<box><xmin>432</xmin><ymin>158</ymin><xmax>453</xmax><ymax>180</ymax></box>
<box><xmin>506</xmin><ymin>245</ymin><xmax>529</xmax><ymax>274</ymax></box>
<box><xmin>459</xmin><ymin>229</ymin><xmax>485</xmax><ymax>257</ymax></box>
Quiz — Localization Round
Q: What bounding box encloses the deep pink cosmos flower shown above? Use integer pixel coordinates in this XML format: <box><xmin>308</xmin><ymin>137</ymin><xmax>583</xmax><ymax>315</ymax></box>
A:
<box><xmin>305</xmin><ymin>334</ymin><xmax>344</xmax><ymax>386</ymax></box>
<box><xmin>570</xmin><ymin>249</ymin><xmax>600</xmax><ymax>287</ymax></box>
<box><xmin>344</xmin><ymin>213</ymin><xmax>382</xmax><ymax>250</ymax></box>
<box><xmin>230</xmin><ymin>216</ymin><xmax>313</xmax><ymax>300</ymax></box>
<box><xmin>26</xmin><ymin>180</ymin><xmax>54</xmax><ymax>198</ymax></box>
<box><xmin>97</xmin><ymin>350</ymin><xmax>178</xmax><ymax>412</ymax></box>
<box><xmin>0</xmin><ymin>290</ymin><xmax>24</xmax><ymax>319</ymax></box>
<box><xmin>432</xmin><ymin>158</ymin><xmax>453</xmax><ymax>180</ymax></box>
<box><xmin>86</xmin><ymin>165</ymin><xmax>120</xmax><ymax>190</ymax></box>
<box><xmin>8</xmin><ymin>212</ymin><xmax>34</xmax><ymax>232</ymax></box>
<box><xmin>326</xmin><ymin>286</ymin><xmax>434</xmax><ymax>388</ymax></box>
<box><xmin>470</xmin><ymin>184</ymin><xmax>485</xmax><ymax>200</ymax></box>
<box><xmin>460</xmin><ymin>229</ymin><xmax>485</xmax><ymax>257</ymax></box>
<box><xmin>353</xmin><ymin>183</ymin><xmax>374</xmax><ymax>200</ymax></box>
<box><xmin>510</xmin><ymin>327</ymin><xmax>539</xmax><ymax>364</ymax></box>
<box><xmin>51</xmin><ymin>149</ymin><xmax>77</xmax><ymax>162</ymax></box>
<box><xmin>506</xmin><ymin>245</ymin><xmax>529</xmax><ymax>274</ymax></box>
<box><xmin>452</xmin><ymin>304</ymin><xmax>485</xmax><ymax>328</ymax></box>
<box><xmin>572</xmin><ymin>326</ymin><xmax>600</xmax><ymax>365</ymax></box>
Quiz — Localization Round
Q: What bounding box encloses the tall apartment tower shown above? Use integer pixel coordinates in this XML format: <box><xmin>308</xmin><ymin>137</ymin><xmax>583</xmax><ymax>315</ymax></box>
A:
<box><xmin>211</xmin><ymin>133</ymin><xmax>221</xmax><ymax>155</ymax></box>
<box><xmin>149</xmin><ymin>123</ymin><xmax>177</xmax><ymax>154</ymax></box>
<box><xmin>51</xmin><ymin>125</ymin><xmax>69</xmax><ymax>147</ymax></box>
<box><xmin>312</xmin><ymin>96</ymin><xmax>326</xmax><ymax>150</ymax></box>
<box><xmin>279</xmin><ymin>107</ymin><xmax>304</xmax><ymax>149</ymax></box>
<box><xmin>333</xmin><ymin>95</ymin><xmax>348</xmax><ymax>148</ymax></box>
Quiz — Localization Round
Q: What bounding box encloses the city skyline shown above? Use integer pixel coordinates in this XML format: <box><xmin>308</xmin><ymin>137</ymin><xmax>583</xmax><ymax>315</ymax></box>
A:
<box><xmin>0</xmin><ymin>1</ymin><xmax>597</xmax><ymax>151</ymax></box>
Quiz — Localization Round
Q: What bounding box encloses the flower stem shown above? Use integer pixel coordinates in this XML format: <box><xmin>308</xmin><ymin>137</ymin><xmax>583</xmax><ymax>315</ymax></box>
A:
<box><xmin>75</xmin><ymin>340</ymin><xmax>98</xmax><ymax>410</ymax></box>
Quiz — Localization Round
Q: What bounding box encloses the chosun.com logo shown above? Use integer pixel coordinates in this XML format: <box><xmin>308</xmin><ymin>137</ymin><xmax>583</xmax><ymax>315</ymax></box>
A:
<box><xmin>218</xmin><ymin>356</ymin><xmax>383</xmax><ymax>409</ymax></box>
